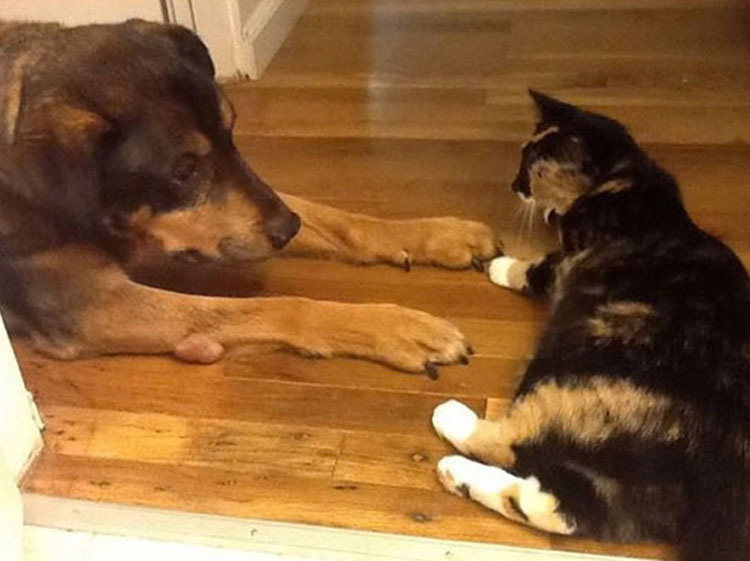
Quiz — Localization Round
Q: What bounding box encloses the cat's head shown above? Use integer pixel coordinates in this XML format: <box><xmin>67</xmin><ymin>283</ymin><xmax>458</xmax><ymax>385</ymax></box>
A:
<box><xmin>512</xmin><ymin>90</ymin><xmax>639</xmax><ymax>220</ymax></box>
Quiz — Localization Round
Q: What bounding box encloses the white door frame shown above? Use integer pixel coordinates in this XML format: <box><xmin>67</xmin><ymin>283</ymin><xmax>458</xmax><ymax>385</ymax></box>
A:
<box><xmin>0</xmin><ymin>315</ymin><xmax>44</xmax><ymax>561</ymax></box>
<box><xmin>165</xmin><ymin>0</ymin><xmax>308</xmax><ymax>79</ymax></box>
<box><xmin>0</xmin><ymin>316</ymin><xmax>43</xmax><ymax>483</ymax></box>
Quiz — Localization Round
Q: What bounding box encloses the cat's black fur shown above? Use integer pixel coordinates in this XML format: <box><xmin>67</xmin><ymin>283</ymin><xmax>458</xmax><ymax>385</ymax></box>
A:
<box><xmin>504</xmin><ymin>92</ymin><xmax>750</xmax><ymax>560</ymax></box>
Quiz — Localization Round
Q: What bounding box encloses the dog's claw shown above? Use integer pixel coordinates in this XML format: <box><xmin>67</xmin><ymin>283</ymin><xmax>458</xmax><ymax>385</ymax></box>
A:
<box><xmin>425</xmin><ymin>362</ymin><xmax>440</xmax><ymax>380</ymax></box>
<box><xmin>459</xmin><ymin>355</ymin><xmax>469</xmax><ymax>365</ymax></box>
<box><xmin>402</xmin><ymin>251</ymin><xmax>412</xmax><ymax>272</ymax></box>
<box><xmin>495</xmin><ymin>239</ymin><xmax>505</xmax><ymax>257</ymax></box>
<box><xmin>472</xmin><ymin>258</ymin><xmax>484</xmax><ymax>272</ymax></box>
<box><xmin>466</xmin><ymin>346</ymin><xmax>475</xmax><ymax>356</ymax></box>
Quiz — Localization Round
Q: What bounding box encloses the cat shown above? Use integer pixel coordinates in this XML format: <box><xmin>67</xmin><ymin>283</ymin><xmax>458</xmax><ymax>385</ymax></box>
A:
<box><xmin>431</xmin><ymin>90</ymin><xmax>750</xmax><ymax>561</ymax></box>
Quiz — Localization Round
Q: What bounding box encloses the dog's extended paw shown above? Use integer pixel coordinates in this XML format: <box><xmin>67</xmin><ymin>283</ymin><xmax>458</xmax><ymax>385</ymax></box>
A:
<box><xmin>488</xmin><ymin>256</ymin><xmax>529</xmax><ymax>291</ymax></box>
<box><xmin>432</xmin><ymin>399</ymin><xmax>478</xmax><ymax>446</ymax></box>
<box><xmin>401</xmin><ymin>218</ymin><xmax>502</xmax><ymax>270</ymax></box>
<box><xmin>369</xmin><ymin>307</ymin><xmax>470</xmax><ymax>378</ymax></box>
<box><xmin>303</xmin><ymin>304</ymin><xmax>472</xmax><ymax>378</ymax></box>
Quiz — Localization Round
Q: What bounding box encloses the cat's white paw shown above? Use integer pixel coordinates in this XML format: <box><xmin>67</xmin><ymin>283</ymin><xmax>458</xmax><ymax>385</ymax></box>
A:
<box><xmin>488</xmin><ymin>257</ymin><xmax>527</xmax><ymax>290</ymax></box>
<box><xmin>432</xmin><ymin>399</ymin><xmax>477</xmax><ymax>446</ymax></box>
<box><xmin>437</xmin><ymin>455</ymin><xmax>477</xmax><ymax>495</ymax></box>
<box><xmin>437</xmin><ymin>455</ymin><xmax>521</xmax><ymax>502</ymax></box>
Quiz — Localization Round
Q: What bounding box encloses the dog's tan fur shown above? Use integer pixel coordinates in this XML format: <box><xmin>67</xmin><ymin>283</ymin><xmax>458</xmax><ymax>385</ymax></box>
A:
<box><xmin>0</xmin><ymin>20</ymin><xmax>499</xmax><ymax>374</ymax></box>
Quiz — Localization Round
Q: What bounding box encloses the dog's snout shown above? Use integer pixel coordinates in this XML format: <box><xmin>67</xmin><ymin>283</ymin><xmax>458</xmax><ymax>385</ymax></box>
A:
<box><xmin>266</xmin><ymin>211</ymin><xmax>301</xmax><ymax>250</ymax></box>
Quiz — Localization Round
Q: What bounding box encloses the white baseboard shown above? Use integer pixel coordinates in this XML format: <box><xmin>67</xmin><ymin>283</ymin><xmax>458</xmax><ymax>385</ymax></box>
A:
<box><xmin>24</xmin><ymin>494</ymin><xmax>657</xmax><ymax>561</ymax></box>
<box><xmin>240</xmin><ymin>0</ymin><xmax>309</xmax><ymax>79</ymax></box>
<box><xmin>0</xmin><ymin>315</ymin><xmax>43</xmax><ymax>561</ymax></box>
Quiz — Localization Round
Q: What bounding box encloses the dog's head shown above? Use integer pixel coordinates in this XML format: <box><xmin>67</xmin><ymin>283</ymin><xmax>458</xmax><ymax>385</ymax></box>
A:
<box><xmin>11</xmin><ymin>20</ymin><xmax>299</xmax><ymax>263</ymax></box>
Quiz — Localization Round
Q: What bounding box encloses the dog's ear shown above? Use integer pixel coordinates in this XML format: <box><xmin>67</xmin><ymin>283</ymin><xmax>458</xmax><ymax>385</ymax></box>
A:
<box><xmin>2</xmin><ymin>56</ymin><xmax>25</xmax><ymax>144</ymax></box>
<box><xmin>126</xmin><ymin>19</ymin><xmax>215</xmax><ymax>77</ymax></box>
<box><xmin>45</xmin><ymin>104</ymin><xmax>113</xmax><ymax>162</ymax></box>
<box><xmin>162</xmin><ymin>24</ymin><xmax>215</xmax><ymax>77</ymax></box>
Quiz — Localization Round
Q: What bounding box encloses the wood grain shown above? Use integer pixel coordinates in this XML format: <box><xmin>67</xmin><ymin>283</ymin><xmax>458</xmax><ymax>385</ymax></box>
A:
<box><xmin>18</xmin><ymin>0</ymin><xmax>750</xmax><ymax>559</ymax></box>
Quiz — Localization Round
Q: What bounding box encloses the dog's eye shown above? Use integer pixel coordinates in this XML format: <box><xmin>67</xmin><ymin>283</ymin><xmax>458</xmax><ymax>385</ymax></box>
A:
<box><xmin>172</xmin><ymin>154</ymin><xmax>200</xmax><ymax>183</ymax></box>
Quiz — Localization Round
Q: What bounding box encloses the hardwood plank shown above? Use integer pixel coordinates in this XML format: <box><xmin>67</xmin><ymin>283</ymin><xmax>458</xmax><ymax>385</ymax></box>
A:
<box><xmin>131</xmin><ymin>256</ymin><xmax>551</xmax><ymax>322</ymax></box>
<box><xmin>550</xmin><ymin>536</ymin><xmax>671</xmax><ymax>561</ymax></box>
<box><xmin>241</xmin><ymin>259</ymin><xmax>549</xmax><ymax>321</ymax></box>
<box><xmin>41</xmin><ymin>405</ymin><xmax>343</xmax><ymax>479</ymax></box>
<box><xmin>229</xmin><ymin>86</ymin><xmax>750</xmax><ymax>144</ymax></box>
<box><xmin>334</xmin><ymin>431</ymin><xmax>456</xmax><ymax>492</ymax></box>
<box><xmin>15</xmin><ymin>341</ymin><xmax>484</xmax><ymax>435</ymax></box>
<box><xmin>485</xmin><ymin>397</ymin><xmax>509</xmax><ymax>422</ymax></box>
<box><xmin>233</xmin><ymin>136</ymin><xmax>750</xmax><ymax>259</ymax></box>
<box><xmin>23</xmin><ymin>453</ymin><xmax>552</xmax><ymax>549</ymax></box>
<box><xmin>16</xmin><ymin>1</ymin><xmax>750</xmax><ymax>559</ymax></box>
<box><xmin>224</xmin><ymin>328</ymin><xmax>532</xmax><ymax>398</ymax></box>
<box><xmin>222</xmin><ymin>315</ymin><xmax>538</xmax><ymax>397</ymax></box>
<box><xmin>266</xmin><ymin>2</ymin><xmax>750</xmax><ymax>91</ymax></box>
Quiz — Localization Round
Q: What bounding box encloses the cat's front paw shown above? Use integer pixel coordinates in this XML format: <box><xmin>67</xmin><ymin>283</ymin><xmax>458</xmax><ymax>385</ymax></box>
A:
<box><xmin>488</xmin><ymin>256</ymin><xmax>530</xmax><ymax>291</ymax></box>
<box><xmin>432</xmin><ymin>399</ymin><xmax>478</xmax><ymax>447</ymax></box>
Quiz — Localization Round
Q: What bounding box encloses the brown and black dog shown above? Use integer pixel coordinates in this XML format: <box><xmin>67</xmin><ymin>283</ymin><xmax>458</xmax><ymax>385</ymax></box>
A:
<box><xmin>0</xmin><ymin>20</ymin><xmax>499</xmax><ymax>376</ymax></box>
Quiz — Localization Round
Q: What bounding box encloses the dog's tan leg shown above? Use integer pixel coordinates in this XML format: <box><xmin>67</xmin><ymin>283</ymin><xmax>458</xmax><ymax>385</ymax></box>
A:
<box><xmin>279</xmin><ymin>193</ymin><xmax>500</xmax><ymax>270</ymax></box>
<box><xmin>21</xmin><ymin>247</ymin><xmax>470</xmax><ymax>374</ymax></box>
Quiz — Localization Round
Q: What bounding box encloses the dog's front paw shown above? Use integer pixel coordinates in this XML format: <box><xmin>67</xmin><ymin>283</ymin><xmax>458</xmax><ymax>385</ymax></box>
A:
<box><xmin>432</xmin><ymin>399</ymin><xmax>478</xmax><ymax>446</ymax></box>
<box><xmin>401</xmin><ymin>218</ymin><xmax>501</xmax><ymax>271</ymax></box>
<box><xmin>365</xmin><ymin>306</ymin><xmax>471</xmax><ymax>378</ymax></box>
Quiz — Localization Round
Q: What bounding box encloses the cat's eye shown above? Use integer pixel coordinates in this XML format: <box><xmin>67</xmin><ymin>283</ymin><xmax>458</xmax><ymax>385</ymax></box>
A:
<box><xmin>172</xmin><ymin>154</ymin><xmax>200</xmax><ymax>183</ymax></box>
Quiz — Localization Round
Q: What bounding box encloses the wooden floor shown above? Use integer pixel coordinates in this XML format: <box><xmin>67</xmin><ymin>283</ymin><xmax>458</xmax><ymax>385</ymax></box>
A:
<box><xmin>17</xmin><ymin>1</ymin><xmax>750</xmax><ymax>559</ymax></box>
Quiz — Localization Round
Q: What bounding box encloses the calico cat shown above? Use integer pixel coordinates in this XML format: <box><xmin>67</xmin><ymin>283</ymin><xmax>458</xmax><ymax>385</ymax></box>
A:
<box><xmin>431</xmin><ymin>91</ymin><xmax>750</xmax><ymax>561</ymax></box>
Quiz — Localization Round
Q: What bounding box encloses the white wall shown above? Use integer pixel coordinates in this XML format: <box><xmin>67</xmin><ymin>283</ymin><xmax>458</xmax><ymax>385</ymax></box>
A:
<box><xmin>0</xmin><ymin>315</ymin><xmax>40</xmax><ymax>561</ymax></box>
<box><xmin>0</xmin><ymin>0</ymin><xmax>165</xmax><ymax>25</ymax></box>
<box><xmin>0</xmin><ymin>316</ymin><xmax>42</xmax><ymax>481</ymax></box>
<box><xmin>238</xmin><ymin>0</ymin><xmax>264</xmax><ymax>25</ymax></box>
<box><xmin>0</xmin><ymin>454</ymin><xmax>22</xmax><ymax>561</ymax></box>
<box><xmin>0</xmin><ymin>0</ymin><xmax>306</xmax><ymax>79</ymax></box>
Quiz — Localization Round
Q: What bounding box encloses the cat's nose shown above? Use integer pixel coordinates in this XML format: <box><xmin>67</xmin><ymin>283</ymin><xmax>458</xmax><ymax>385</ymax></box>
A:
<box><xmin>511</xmin><ymin>176</ymin><xmax>531</xmax><ymax>198</ymax></box>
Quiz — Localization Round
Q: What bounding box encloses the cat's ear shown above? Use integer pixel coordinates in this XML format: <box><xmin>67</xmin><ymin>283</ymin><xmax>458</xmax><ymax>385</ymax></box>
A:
<box><xmin>528</xmin><ymin>90</ymin><xmax>579</xmax><ymax>123</ymax></box>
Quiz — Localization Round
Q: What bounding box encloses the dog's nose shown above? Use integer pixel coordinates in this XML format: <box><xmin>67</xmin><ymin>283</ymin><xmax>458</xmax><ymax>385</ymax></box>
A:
<box><xmin>267</xmin><ymin>211</ymin><xmax>301</xmax><ymax>249</ymax></box>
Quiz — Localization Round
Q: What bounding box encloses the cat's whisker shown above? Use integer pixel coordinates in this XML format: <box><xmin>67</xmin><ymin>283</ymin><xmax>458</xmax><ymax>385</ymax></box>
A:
<box><xmin>521</xmin><ymin>201</ymin><xmax>533</xmax><ymax>245</ymax></box>
<box><xmin>514</xmin><ymin>201</ymin><xmax>529</xmax><ymax>243</ymax></box>
<box><xmin>524</xmin><ymin>200</ymin><xmax>536</xmax><ymax>247</ymax></box>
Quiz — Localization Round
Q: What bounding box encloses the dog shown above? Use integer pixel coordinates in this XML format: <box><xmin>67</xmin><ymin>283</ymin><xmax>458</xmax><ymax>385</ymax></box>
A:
<box><xmin>0</xmin><ymin>19</ymin><xmax>499</xmax><ymax>377</ymax></box>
